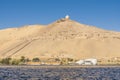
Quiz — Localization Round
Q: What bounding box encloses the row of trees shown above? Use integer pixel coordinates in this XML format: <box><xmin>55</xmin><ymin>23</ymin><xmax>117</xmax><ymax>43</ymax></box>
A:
<box><xmin>0</xmin><ymin>56</ymin><xmax>76</xmax><ymax>65</ymax></box>
<box><xmin>0</xmin><ymin>56</ymin><xmax>40</xmax><ymax>65</ymax></box>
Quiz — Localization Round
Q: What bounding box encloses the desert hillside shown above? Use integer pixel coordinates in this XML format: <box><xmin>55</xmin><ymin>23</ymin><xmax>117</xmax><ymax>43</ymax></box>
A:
<box><xmin>0</xmin><ymin>16</ymin><xmax>120</xmax><ymax>59</ymax></box>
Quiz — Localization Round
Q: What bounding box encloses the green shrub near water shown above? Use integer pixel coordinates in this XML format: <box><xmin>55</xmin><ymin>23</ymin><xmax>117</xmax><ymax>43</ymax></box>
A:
<box><xmin>11</xmin><ymin>59</ymin><xmax>20</xmax><ymax>65</ymax></box>
<box><xmin>0</xmin><ymin>58</ymin><xmax>11</xmax><ymax>65</ymax></box>
<box><xmin>32</xmin><ymin>58</ymin><xmax>40</xmax><ymax>62</ymax></box>
<box><xmin>0</xmin><ymin>56</ymin><xmax>29</xmax><ymax>65</ymax></box>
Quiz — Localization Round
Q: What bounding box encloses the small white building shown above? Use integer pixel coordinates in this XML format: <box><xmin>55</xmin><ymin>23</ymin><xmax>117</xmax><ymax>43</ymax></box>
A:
<box><xmin>76</xmin><ymin>60</ymin><xmax>84</xmax><ymax>64</ymax></box>
<box><xmin>76</xmin><ymin>58</ymin><xmax>97</xmax><ymax>65</ymax></box>
<box><xmin>65</xmin><ymin>15</ymin><xmax>70</xmax><ymax>19</ymax></box>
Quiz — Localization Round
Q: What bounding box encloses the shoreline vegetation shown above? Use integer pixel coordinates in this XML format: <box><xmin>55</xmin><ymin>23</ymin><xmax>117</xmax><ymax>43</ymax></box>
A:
<box><xmin>0</xmin><ymin>56</ymin><xmax>120</xmax><ymax>66</ymax></box>
<box><xmin>0</xmin><ymin>56</ymin><xmax>76</xmax><ymax>66</ymax></box>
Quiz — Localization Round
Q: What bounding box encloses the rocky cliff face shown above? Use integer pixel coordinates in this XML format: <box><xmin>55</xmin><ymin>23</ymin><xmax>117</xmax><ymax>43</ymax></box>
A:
<box><xmin>0</xmin><ymin>17</ymin><xmax>120</xmax><ymax>59</ymax></box>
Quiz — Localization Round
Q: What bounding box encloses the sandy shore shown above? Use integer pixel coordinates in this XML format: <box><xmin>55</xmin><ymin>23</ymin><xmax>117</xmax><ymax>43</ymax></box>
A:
<box><xmin>0</xmin><ymin>65</ymin><xmax>120</xmax><ymax>68</ymax></box>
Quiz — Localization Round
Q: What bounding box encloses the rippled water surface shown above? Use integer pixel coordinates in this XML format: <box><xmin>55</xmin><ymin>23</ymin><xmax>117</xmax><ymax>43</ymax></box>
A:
<box><xmin>0</xmin><ymin>66</ymin><xmax>120</xmax><ymax>80</ymax></box>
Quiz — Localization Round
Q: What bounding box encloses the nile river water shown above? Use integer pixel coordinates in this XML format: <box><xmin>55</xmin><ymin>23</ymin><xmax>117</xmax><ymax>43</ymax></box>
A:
<box><xmin>0</xmin><ymin>66</ymin><xmax>120</xmax><ymax>80</ymax></box>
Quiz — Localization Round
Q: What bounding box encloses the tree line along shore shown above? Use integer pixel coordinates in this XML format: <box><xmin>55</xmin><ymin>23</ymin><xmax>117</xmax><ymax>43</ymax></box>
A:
<box><xmin>0</xmin><ymin>56</ymin><xmax>120</xmax><ymax>66</ymax></box>
<box><xmin>0</xmin><ymin>56</ymin><xmax>76</xmax><ymax>65</ymax></box>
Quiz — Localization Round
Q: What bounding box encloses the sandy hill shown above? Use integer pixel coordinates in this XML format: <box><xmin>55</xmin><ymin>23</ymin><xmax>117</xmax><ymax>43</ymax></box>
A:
<box><xmin>0</xmin><ymin>16</ymin><xmax>120</xmax><ymax>59</ymax></box>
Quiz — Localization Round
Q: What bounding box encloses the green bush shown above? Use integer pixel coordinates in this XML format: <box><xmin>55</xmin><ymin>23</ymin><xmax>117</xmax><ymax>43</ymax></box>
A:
<box><xmin>32</xmin><ymin>58</ymin><xmax>40</xmax><ymax>62</ymax></box>
<box><xmin>11</xmin><ymin>59</ymin><xmax>20</xmax><ymax>65</ymax></box>
<box><xmin>1</xmin><ymin>58</ymin><xmax>11</xmax><ymax>65</ymax></box>
<box><xmin>20</xmin><ymin>56</ymin><xmax>26</xmax><ymax>63</ymax></box>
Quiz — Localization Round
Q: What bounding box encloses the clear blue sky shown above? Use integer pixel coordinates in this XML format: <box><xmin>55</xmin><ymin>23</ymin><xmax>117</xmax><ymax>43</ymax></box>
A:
<box><xmin>0</xmin><ymin>0</ymin><xmax>120</xmax><ymax>31</ymax></box>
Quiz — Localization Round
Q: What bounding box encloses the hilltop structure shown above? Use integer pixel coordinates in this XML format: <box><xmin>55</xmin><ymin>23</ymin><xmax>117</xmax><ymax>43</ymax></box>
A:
<box><xmin>65</xmin><ymin>15</ymin><xmax>70</xmax><ymax>20</ymax></box>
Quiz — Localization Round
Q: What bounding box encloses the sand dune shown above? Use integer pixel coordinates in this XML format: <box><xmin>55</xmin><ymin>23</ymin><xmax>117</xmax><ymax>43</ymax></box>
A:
<box><xmin>0</xmin><ymin>17</ymin><xmax>120</xmax><ymax>59</ymax></box>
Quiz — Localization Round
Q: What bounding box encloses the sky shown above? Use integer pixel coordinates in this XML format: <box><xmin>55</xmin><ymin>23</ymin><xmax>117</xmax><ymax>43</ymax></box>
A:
<box><xmin>0</xmin><ymin>0</ymin><xmax>120</xmax><ymax>31</ymax></box>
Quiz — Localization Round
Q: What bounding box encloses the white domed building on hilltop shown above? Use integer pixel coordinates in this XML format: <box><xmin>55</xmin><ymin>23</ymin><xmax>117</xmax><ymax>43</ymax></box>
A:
<box><xmin>65</xmin><ymin>15</ymin><xmax>70</xmax><ymax>20</ymax></box>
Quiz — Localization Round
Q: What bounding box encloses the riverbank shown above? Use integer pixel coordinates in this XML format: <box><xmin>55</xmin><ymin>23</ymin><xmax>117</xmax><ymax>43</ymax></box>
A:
<box><xmin>0</xmin><ymin>65</ymin><xmax>120</xmax><ymax>68</ymax></box>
